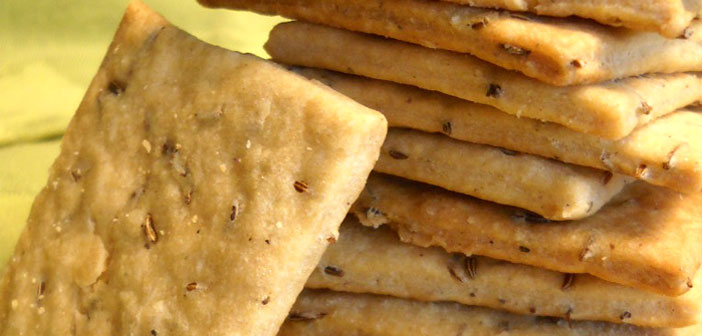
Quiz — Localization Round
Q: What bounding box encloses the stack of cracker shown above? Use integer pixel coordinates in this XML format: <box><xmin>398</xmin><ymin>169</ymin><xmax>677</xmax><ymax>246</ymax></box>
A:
<box><xmin>198</xmin><ymin>0</ymin><xmax>702</xmax><ymax>334</ymax></box>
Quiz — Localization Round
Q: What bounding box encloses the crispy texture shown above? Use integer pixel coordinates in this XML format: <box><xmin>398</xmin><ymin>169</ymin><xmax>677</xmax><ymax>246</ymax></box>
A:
<box><xmin>0</xmin><ymin>2</ymin><xmax>387</xmax><ymax>335</ymax></box>
<box><xmin>450</xmin><ymin>0</ymin><xmax>702</xmax><ymax>37</ymax></box>
<box><xmin>279</xmin><ymin>290</ymin><xmax>702</xmax><ymax>336</ymax></box>
<box><xmin>376</xmin><ymin>128</ymin><xmax>631</xmax><ymax>220</ymax></box>
<box><xmin>296</xmin><ymin>68</ymin><xmax>702</xmax><ymax>194</ymax></box>
<box><xmin>307</xmin><ymin>220</ymin><xmax>702</xmax><ymax>328</ymax></box>
<box><xmin>352</xmin><ymin>174</ymin><xmax>702</xmax><ymax>296</ymax></box>
<box><xmin>267</xmin><ymin>22</ymin><xmax>702</xmax><ymax>140</ymax></box>
<box><xmin>199</xmin><ymin>0</ymin><xmax>702</xmax><ymax>86</ymax></box>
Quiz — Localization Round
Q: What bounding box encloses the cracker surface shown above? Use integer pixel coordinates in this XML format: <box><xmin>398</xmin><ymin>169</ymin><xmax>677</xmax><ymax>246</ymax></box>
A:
<box><xmin>377</xmin><ymin>128</ymin><xmax>631</xmax><ymax>220</ymax></box>
<box><xmin>0</xmin><ymin>2</ymin><xmax>386</xmax><ymax>335</ymax></box>
<box><xmin>450</xmin><ymin>0</ymin><xmax>701</xmax><ymax>37</ymax></box>
<box><xmin>279</xmin><ymin>290</ymin><xmax>701</xmax><ymax>335</ymax></box>
<box><xmin>352</xmin><ymin>174</ymin><xmax>702</xmax><ymax>296</ymax></box>
<box><xmin>200</xmin><ymin>0</ymin><xmax>702</xmax><ymax>86</ymax></box>
<box><xmin>296</xmin><ymin>68</ymin><xmax>702</xmax><ymax>194</ymax></box>
<box><xmin>307</xmin><ymin>219</ymin><xmax>702</xmax><ymax>327</ymax></box>
<box><xmin>267</xmin><ymin>22</ymin><xmax>702</xmax><ymax>140</ymax></box>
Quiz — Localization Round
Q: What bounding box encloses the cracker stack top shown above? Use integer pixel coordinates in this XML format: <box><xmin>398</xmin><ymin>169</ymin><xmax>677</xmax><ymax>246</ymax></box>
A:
<box><xmin>195</xmin><ymin>0</ymin><xmax>702</xmax><ymax>331</ymax></box>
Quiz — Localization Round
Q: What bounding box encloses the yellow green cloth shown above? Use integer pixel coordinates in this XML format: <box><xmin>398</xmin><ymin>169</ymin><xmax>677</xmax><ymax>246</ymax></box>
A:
<box><xmin>0</xmin><ymin>0</ymin><xmax>283</xmax><ymax>273</ymax></box>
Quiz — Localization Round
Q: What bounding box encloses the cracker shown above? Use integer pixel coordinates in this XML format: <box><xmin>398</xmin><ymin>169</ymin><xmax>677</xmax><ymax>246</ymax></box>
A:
<box><xmin>307</xmin><ymin>219</ymin><xmax>702</xmax><ymax>327</ymax></box>
<box><xmin>295</xmin><ymin>68</ymin><xmax>702</xmax><ymax>194</ymax></box>
<box><xmin>199</xmin><ymin>0</ymin><xmax>702</xmax><ymax>86</ymax></box>
<box><xmin>449</xmin><ymin>0</ymin><xmax>702</xmax><ymax>38</ymax></box>
<box><xmin>279</xmin><ymin>290</ymin><xmax>701</xmax><ymax>335</ymax></box>
<box><xmin>266</xmin><ymin>22</ymin><xmax>702</xmax><ymax>140</ymax></box>
<box><xmin>376</xmin><ymin>128</ymin><xmax>631</xmax><ymax>220</ymax></box>
<box><xmin>352</xmin><ymin>174</ymin><xmax>702</xmax><ymax>296</ymax></box>
<box><xmin>0</xmin><ymin>2</ymin><xmax>387</xmax><ymax>335</ymax></box>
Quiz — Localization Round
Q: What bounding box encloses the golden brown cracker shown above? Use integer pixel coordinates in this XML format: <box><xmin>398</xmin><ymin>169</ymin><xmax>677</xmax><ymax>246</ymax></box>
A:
<box><xmin>307</xmin><ymin>219</ymin><xmax>702</xmax><ymax>327</ymax></box>
<box><xmin>295</xmin><ymin>68</ymin><xmax>702</xmax><ymax>194</ymax></box>
<box><xmin>377</xmin><ymin>128</ymin><xmax>631</xmax><ymax>220</ymax></box>
<box><xmin>449</xmin><ymin>0</ymin><xmax>701</xmax><ymax>37</ymax></box>
<box><xmin>200</xmin><ymin>0</ymin><xmax>702</xmax><ymax>86</ymax></box>
<box><xmin>280</xmin><ymin>290</ymin><xmax>702</xmax><ymax>335</ymax></box>
<box><xmin>352</xmin><ymin>173</ymin><xmax>702</xmax><ymax>297</ymax></box>
<box><xmin>0</xmin><ymin>2</ymin><xmax>386</xmax><ymax>335</ymax></box>
<box><xmin>267</xmin><ymin>22</ymin><xmax>702</xmax><ymax>140</ymax></box>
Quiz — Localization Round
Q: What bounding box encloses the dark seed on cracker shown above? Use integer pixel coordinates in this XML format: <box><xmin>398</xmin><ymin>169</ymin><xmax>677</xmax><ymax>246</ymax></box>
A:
<box><xmin>186</xmin><ymin>282</ymin><xmax>198</xmax><ymax>291</ymax></box>
<box><xmin>185</xmin><ymin>190</ymin><xmax>192</xmax><ymax>205</ymax></box>
<box><xmin>108</xmin><ymin>80</ymin><xmax>125</xmax><ymax>95</ymax></box>
<box><xmin>570</xmin><ymin>59</ymin><xmax>583</xmax><ymax>68</ymax></box>
<box><xmin>288</xmin><ymin>311</ymin><xmax>327</xmax><ymax>321</ymax></box>
<box><xmin>620</xmin><ymin>311</ymin><xmax>632</xmax><ymax>320</ymax></box>
<box><xmin>144</xmin><ymin>213</ymin><xmax>158</xmax><ymax>243</ymax></box>
<box><xmin>324</xmin><ymin>266</ymin><xmax>344</xmax><ymax>277</ymax></box>
<box><xmin>388</xmin><ymin>150</ymin><xmax>409</xmax><ymax>160</ymax></box>
<box><xmin>442</xmin><ymin>121</ymin><xmax>452</xmax><ymax>135</ymax></box>
<box><xmin>262</xmin><ymin>296</ymin><xmax>270</xmax><ymax>305</ymax></box>
<box><xmin>500</xmin><ymin>44</ymin><xmax>531</xmax><ymax>56</ymax></box>
<box><xmin>561</xmin><ymin>273</ymin><xmax>575</xmax><ymax>291</ymax></box>
<box><xmin>486</xmin><ymin>83</ymin><xmax>503</xmax><ymax>98</ymax></box>
<box><xmin>519</xmin><ymin>246</ymin><xmax>531</xmax><ymax>253</ymax></box>
<box><xmin>466</xmin><ymin>255</ymin><xmax>477</xmax><ymax>280</ymax></box>
<box><xmin>293</xmin><ymin>180</ymin><xmax>308</xmax><ymax>193</ymax></box>
<box><xmin>638</xmin><ymin>102</ymin><xmax>652</xmax><ymax>115</ymax></box>
<box><xmin>500</xmin><ymin>148</ymin><xmax>518</xmax><ymax>156</ymax></box>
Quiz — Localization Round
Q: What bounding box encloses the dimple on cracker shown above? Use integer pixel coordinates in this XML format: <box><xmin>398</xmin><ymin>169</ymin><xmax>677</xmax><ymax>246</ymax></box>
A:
<box><xmin>307</xmin><ymin>219</ymin><xmax>702</xmax><ymax>327</ymax></box>
<box><xmin>294</xmin><ymin>68</ymin><xmax>702</xmax><ymax>194</ymax></box>
<box><xmin>279</xmin><ymin>290</ymin><xmax>702</xmax><ymax>336</ymax></box>
<box><xmin>352</xmin><ymin>174</ymin><xmax>702</xmax><ymax>297</ymax></box>
<box><xmin>199</xmin><ymin>0</ymin><xmax>702</xmax><ymax>86</ymax></box>
<box><xmin>446</xmin><ymin>0</ymin><xmax>702</xmax><ymax>38</ymax></box>
<box><xmin>376</xmin><ymin>128</ymin><xmax>631</xmax><ymax>221</ymax></box>
<box><xmin>0</xmin><ymin>2</ymin><xmax>387</xmax><ymax>335</ymax></box>
<box><xmin>266</xmin><ymin>21</ymin><xmax>702</xmax><ymax>140</ymax></box>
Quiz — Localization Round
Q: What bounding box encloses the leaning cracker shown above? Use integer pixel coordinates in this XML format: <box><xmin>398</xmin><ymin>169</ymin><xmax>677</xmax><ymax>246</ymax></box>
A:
<box><xmin>199</xmin><ymin>0</ymin><xmax>702</xmax><ymax>86</ymax></box>
<box><xmin>307</xmin><ymin>219</ymin><xmax>702</xmax><ymax>327</ymax></box>
<box><xmin>280</xmin><ymin>290</ymin><xmax>701</xmax><ymax>336</ymax></box>
<box><xmin>449</xmin><ymin>0</ymin><xmax>702</xmax><ymax>37</ymax></box>
<box><xmin>0</xmin><ymin>2</ymin><xmax>386</xmax><ymax>335</ymax></box>
<box><xmin>296</xmin><ymin>68</ymin><xmax>702</xmax><ymax>194</ymax></box>
<box><xmin>353</xmin><ymin>174</ymin><xmax>702</xmax><ymax>296</ymax></box>
<box><xmin>267</xmin><ymin>22</ymin><xmax>702</xmax><ymax>140</ymax></box>
<box><xmin>377</xmin><ymin>128</ymin><xmax>631</xmax><ymax>220</ymax></box>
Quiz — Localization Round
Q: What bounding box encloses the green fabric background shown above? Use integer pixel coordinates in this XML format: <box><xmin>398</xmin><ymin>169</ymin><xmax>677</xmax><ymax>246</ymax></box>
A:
<box><xmin>0</xmin><ymin>0</ymin><xmax>282</xmax><ymax>273</ymax></box>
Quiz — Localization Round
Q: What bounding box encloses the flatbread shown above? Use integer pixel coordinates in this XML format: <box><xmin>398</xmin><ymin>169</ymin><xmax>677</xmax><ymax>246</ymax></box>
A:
<box><xmin>306</xmin><ymin>219</ymin><xmax>702</xmax><ymax>327</ymax></box>
<box><xmin>352</xmin><ymin>174</ymin><xmax>702</xmax><ymax>297</ymax></box>
<box><xmin>376</xmin><ymin>128</ymin><xmax>631</xmax><ymax>221</ymax></box>
<box><xmin>295</xmin><ymin>68</ymin><xmax>702</xmax><ymax>194</ymax></box>
<box><xmin>199</xmin><ymin>0</ymin><xmax>702</xmax><ymax>86</ymax></box>
<box><xmin>0</xmin><ymin>2</ymin><xmax>387</xmax><ymax>335</ymax></box>
<box><xmin>279</xmin><ymin>290</ymin><xmax>701</xmax><ymax>336</ymax></box>
<box><xmin>449</xmin><ymin>0</ymin><xmax>702</xmax><ymax>38</ymax></box>
<box><xmin>266</xmin><ymin>22</ymin><xmax>702</xmax><ymax>140</ymax></box>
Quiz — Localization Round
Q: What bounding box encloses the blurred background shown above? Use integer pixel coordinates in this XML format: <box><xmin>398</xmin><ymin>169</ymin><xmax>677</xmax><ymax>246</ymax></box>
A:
<box><xmin>0</xmin><ymin>0</ymin><xmax>283</xmax><ymax>272</ymax></box>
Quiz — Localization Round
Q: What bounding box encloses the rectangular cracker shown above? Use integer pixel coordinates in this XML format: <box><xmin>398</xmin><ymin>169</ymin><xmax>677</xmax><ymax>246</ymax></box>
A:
<box><xmin>307</xmin><ymin>219</ymin><xmax>702</xmax><ymax>327</ymax></box>
<box><xmin>377</xmin><ymin>128</ymin><xmax>631</xmax><ymax>221</ymax></box>
<box><xmin>266</xmin><ymin>22</ymin><xmax>702</xmax><ymax>140</ymax></box>
<box><xmin>0</xmin><ymin>2</ymin><xmax>387</xmax><ymax>335</ymax></box>
<box><xmin>295</xmin><ymin>68</ymin><xmax>702</xmax><ymax>194</ymax></box>
<box><xmin>280</xmin><ymin>290</ymin><xmax>701</xmax><ymax>336</ymax></box>
<box><xmin>352</xmin><ymin>174</ymin><xmax>702</xmax><ymax>296</ymax></box>
<box><xmin>199</xmin><ymin>0</ymin><xmax>702</xmax><ymax>86</ymax></box>
<box><xmin>449</xmin><ymin>0</ymin><xmax>702</xmax><ymax>38</ymax></box>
